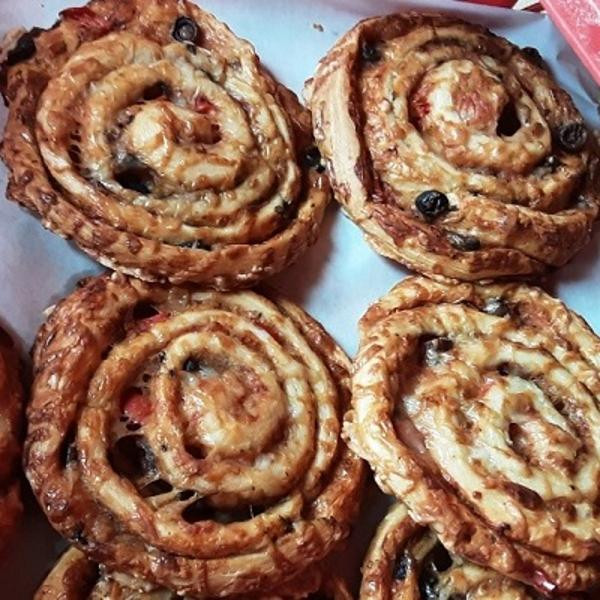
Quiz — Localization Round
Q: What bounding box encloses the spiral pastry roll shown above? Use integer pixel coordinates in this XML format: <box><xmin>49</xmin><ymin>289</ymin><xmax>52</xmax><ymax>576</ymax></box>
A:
<box><xmin>35</xmin><ymin>547</ymin><xmax>352</xmax><ymax>599</ymax></box>
<box><xmin>305</xmin><ymin>13</ymin><xmax>600</xmax><ymax>281</ymax></box>
<box><xmin>1</xmin><ymin>0</ymin><xmax>329</xmax><ymax>289</ymax></box>
<box><xmin>345</xmin><ymin>276</ymin><xmax>600</xmax><ymax>594</ymax></box>
<box><xmin>0</xmin><ymin>326</ymin><xmax>23</xmax><ymax>553</ymax></box>
<box><xmin>25</xmin><ymin>273</ymin><xmax>364</xmax><ymax>597</ymax></box>
<box><xmin>360</xmin><ymin>503</ymin><xmax>586</xmax><ymax>600</ymax></box>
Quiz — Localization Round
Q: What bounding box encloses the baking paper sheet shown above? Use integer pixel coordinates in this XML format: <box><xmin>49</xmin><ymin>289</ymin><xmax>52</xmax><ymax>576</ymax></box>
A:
<box><xmin>0</xmin><ymin>0</ymin><xmax>599</xmax><ymax>596</ymax></box>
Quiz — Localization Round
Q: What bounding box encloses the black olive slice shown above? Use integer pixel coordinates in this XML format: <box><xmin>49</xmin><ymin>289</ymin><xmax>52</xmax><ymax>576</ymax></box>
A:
<box><xmin>183</xmin><ymin>358</ymin><xmax>200</xmax><ymax>372</ymax></box>
<box><xmin>393</xmin><ymin>551</ymin><xmax>412</xmax><ymax>580</ymax></box>
<box><xmin>172</xmin><ymin>16</ymin><xmax>200</xmax><ymax>44</ymax></box>
<box><xmin>5</xmin><ymin>27</ymin><xmax>43</xmax><ymax>67</ymax></box>
<box><xmin>483</xmin><ymin>298</ymin><xmax>510</xmax><ymax>317</ymax></box>
<box><xmin>415</xmin><ymin>190</ymin><xmax>450</xmax><ymax>220</ymax></box>
<box><xmin>303</xmin><ymin>146</ymin><xmax>325</xmax><ymax>172</ymax></box>
<box><xmin>556</xmin><ymin>123</ymin><xmax>588</xmax><ymax>153</ymax></box>
<box><xmin>361</xmin><ymin>41</ymin><xmax>380</xmax><ymax>63</ymax></box>
<box><xmin>179</xmin><ymin>240</ymin><xmax>211</xmax><ymax>250</ymax></box>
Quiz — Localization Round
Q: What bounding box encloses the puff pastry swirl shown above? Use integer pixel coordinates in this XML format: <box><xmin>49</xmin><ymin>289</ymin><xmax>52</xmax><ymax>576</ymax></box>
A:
<box><xmin>1</xmin><ymin>0</ymin><xmax>329</xmax><ymax>289</ymax></box>
<box><xmin>360</xmin><ymin>503</ymin><xmax>583</xmax><ymax>599</ymax></box>
<box><xmin>305</xmin><ymin>13</ymin><xmax>600</xmax><ymax>281</ymax></box>
<box><xmin>345</xmin><ymin>276</ymin><xmax>600</xmax><ymax>594</ymax></box>
<box><xmin>35</xmin><ymin>547</ymin><xmax>353</xmax><ymax>599</ymax></box>
<box><xmin>25</xmin><ymin>273</ymin><xmax>364</xmax><ymax>598</ymax></box>
<box><xmin>0</xmin><ymin>326</ymin><xmax>23</xmax><ymax>552</ymax></box>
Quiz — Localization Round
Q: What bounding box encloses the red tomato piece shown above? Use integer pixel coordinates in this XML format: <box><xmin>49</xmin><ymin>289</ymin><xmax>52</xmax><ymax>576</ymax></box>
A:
<box><xmin>134</xmin><ymin>312</ymin><xmax>169</xmax><ymax>332</ymax></box>
<box><xmin>121</xmin><ymin>387</ymin><xmax>152</xmax><ymax>424</ymax></box>
<box><xmin>410</xmin><ymin>87</ymin><xmax>431</xmax><ymax>123</ymax></box>
<box><xmin>60</xmin><ymin>6</ymin><xmax>112</xmax><ymax>34</ymax></box>
<box><xmin>194</xmin><ymin>96</ymin><xmax>215</xmax><ymax>114</ymax></box>
<box><xmin>412</xmin><ymin>97</ymin><xmax>430</xmax><ymax>120</ymax></box>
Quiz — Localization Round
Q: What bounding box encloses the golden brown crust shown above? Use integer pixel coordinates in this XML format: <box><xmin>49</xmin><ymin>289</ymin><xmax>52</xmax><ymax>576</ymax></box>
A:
<box><xmin>35</xmin><ymin>547</ymin><xmax>99</xmax><ymax>600</ymax></box>
<box><xmin>345</xmin><ymin>276</ymin><xmax>600</xmax><ymax>594</ymax></box>
<box><xmin>1</xmin><ymin>0</ymin><xmax>329</xmax><ymax>290</ymax></box>
<box><xmin>0</xmin><ymin>325</ymin><xmax>23</xmax><ymax>553</ymax></box>
<box><xmin>35</xmin><ymin>547</ymin><xmax>353</xmax><ymax>599</ymax></box>
<box><xmin>26</xmin><ymin>273</ymin><xmax>364</xmax><ymax>598</ymax></box>
<box><xmin>305</xmin><ymin>13</ymin><xmax>600</xmax><ymax>282</ymax></box>
<box><xmin>360</xmin><ymin>503</ymin><xmax>586</xmax><ymax>600</ymax></box>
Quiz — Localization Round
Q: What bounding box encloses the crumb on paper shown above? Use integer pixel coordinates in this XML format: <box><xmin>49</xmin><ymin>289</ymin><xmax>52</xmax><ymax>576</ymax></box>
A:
<box><xmin>312</xmin><ymin>22</ymin><xmax>324</xmax><ymax>32</ymax></box>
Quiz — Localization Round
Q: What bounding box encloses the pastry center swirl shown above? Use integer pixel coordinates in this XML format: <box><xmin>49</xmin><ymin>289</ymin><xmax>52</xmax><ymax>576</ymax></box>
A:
<box><xmin>79</xmin><ymin>303</ymin><xmax>338</xmax><ymax>515</ymax></box>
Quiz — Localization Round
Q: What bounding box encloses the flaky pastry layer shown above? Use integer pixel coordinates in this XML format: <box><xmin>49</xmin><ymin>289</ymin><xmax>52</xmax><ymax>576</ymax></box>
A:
<box><xmin>35</xmin><ymin>547</ymin><xmax>353</xmax><ymax>600</ymax></box>
<box><xmin>359</xmin><ymin>503</ymin><xmax>589</xmax><ymax>599</ymax></box>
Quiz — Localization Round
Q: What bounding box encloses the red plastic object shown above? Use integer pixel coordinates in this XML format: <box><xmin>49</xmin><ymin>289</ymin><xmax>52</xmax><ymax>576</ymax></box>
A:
<box><xmin>461</xmin><ymin>0</ymin><xmax>516</xmax><ymax>5</ymax></box>
<box><xmin>540</xmin><ymin>0</ymin><xmax>600</xmax><ymax>85</ymax></box>
<box><xmin>461</xmin><ymin>0</ymin><xmax>600</xmax><ymax>85</ymax></box>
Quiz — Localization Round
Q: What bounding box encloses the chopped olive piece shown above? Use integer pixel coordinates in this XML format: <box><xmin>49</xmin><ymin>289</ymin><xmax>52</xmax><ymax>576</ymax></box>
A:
<box><xmin>556</xmin><ymin>123</ymin><xmax>587</xmax><ymax>153</ymax></box>
<box><xmin>183</xmin><ymin>357</ymin><xmax>200</xmax><ymax>372</ymax></box>
<box><xmin>109</xmin><ymin>435</ymin><xmax>156</xmax><ymax>479</ymax></box>
<box><xmin>361</xmin><ymin>41</ymin><xmax>380</xmax><ymax>63</ymax></box>
<box><xmin>5</xmin><ymin>28</ymin><xmax>43</xmax><ymax>66</ymax></box>
<box><xmin>393</xmin><ymin>551</ymin><xmax>412</xmax><ymax>580</ymax></box>
<box><xmin>142</xmin><ymin>81</ymin><xmax>171</xmax><ymax>101</ymax></box>
<box><xmin>483</xmin><ymin>298</ymin><xmax>510</xmax><ymax>317</ymax></box>
<box><xmin>446</xmin><ymin>232</ymin><xmax>481</xmax><ymax>252</ymax></box>
<box><xmin>304</xmin><ymin>146</ymin><xmax>325</xmax><ymax>172</ymax></box>
<box><xmin>422</xmin><ymin>337</ymin><xmax>454</xmax><ymax>366</ymax></box>
<box><xmin>415</xmin><ymin>190</ymin><xmax>449</xmax><ymax>220</ymax></box>
<box><xmin>172</xmin><ymin>16</ymin><xmax>200</xmax><ymax>44</ymax></box>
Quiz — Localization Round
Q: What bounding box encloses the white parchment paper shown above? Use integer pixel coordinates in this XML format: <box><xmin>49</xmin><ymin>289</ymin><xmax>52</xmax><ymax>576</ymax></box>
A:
<box><xmin>0</xmin><ymin>0</ymin><xmax>599</xmax><ymax>596</ymax></box>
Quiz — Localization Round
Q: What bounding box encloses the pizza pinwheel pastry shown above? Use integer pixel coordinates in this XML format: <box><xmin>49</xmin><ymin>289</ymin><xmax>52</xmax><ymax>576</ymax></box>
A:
<box><xmin>345</xmin><ymin>277</ymin><xmax>600</xmax><ymax>595</ymax></box>
<box><xmin>1</xmin><ymin>0</ymin><xmax>329</xmax><ymax>289</ymax></box>
<box><xmin>0</xmin><ymin>325</ymin><xmax>23</xmax><ymax>553</ymax></box>
<box><xmin>360</xmin><ymin>503</ymin><xmax>584</xmax><ymax>600</ymax></box>
<box><xmin>25</xmin><ymin>273</ymin><xmax>364</xmax><ymax>598</ymax></box>
<box><xmin>35</xmin><ymin>547</ymin><xmax>352</xmax><ymax>599</ymax></box>
<box><xmin>305</xmin><ymin>13</ymin><xmax>600</xmax><ymax>281</ymax></box>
